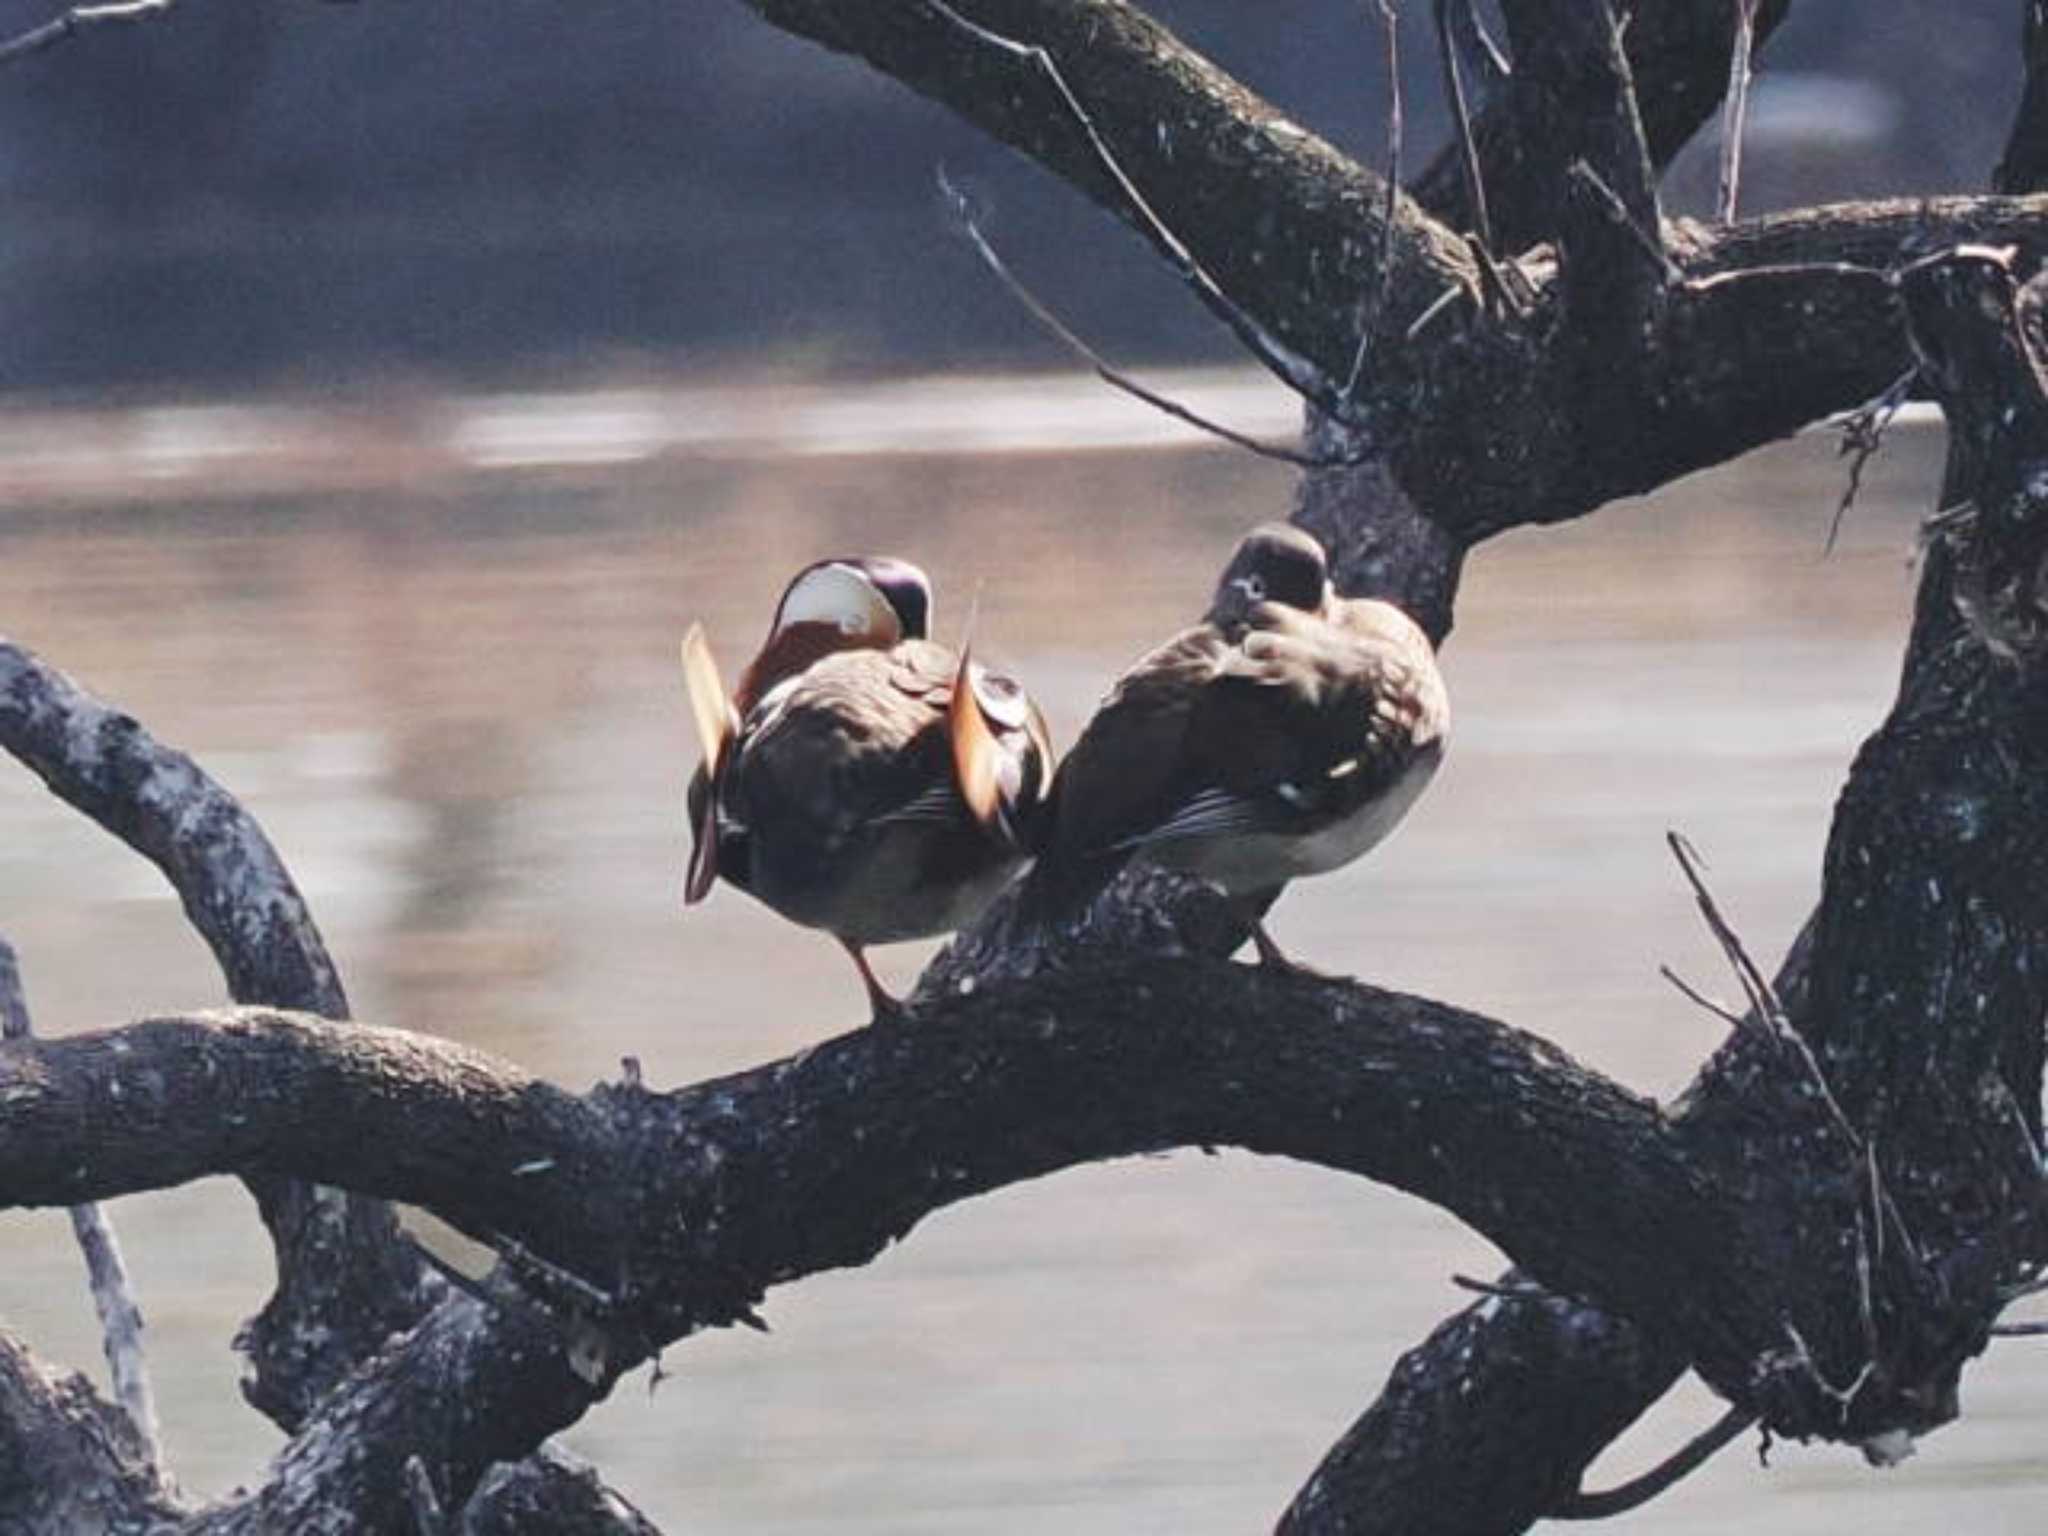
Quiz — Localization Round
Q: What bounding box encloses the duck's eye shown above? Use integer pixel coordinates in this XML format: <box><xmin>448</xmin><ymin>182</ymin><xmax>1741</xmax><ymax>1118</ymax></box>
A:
<box><xmin>1244</xmin><ymin>575</ymin><xmax>1267</xmax><ymax>601</ymax></box>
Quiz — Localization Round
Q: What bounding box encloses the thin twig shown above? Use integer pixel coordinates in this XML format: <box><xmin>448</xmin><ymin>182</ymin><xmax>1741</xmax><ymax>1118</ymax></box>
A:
<box><xmin>1444</xmin><ymin>0</ymin><xmax>1510</xmax><ymax>93</ymax></box>
<box><xmin>1569</xmin><ymin>161</ymin><xmax>1683</xmax><ymax>286</ymax></box>
<box><xmin>1433</xmin><ymin>0</ymin><xmax>1494</xmax><ymax>254</ymax></box>
<box><xmin>1826</xmin><ymin>368</ymin><xmax>1917</xmax><ymax>556</ymax></box>
<box><xmin>1466</xmin><ymin>233</ymin><xmax>1529</xmax><ymax>320</ymax></box>
<box><xmin>0</xmin><ymin>939</ymin><xmax>167</xmax><ymax>1477</ymax></box>
<box><xmin>1666</xmin><ymin>833</ymin><xmax>1866</xmax><ymax>1140</ymax></box>
<box><xmin>1852</xmin><ymin>1207</ymin><xmax>1880</xmax><ymax>1359</ymax></box>
<box><xmin>1450</xmin><ymin>1272</ymin><xmax>1549</xmax><ymax>1299</ymax></box>
<box><xmin>1666</xmin><ymin>834</ymin><xmax>1927</xmax><ymax>1297</ymax></box>
<box><xmin>1549</xmin><ymin>1405</ymin><xmax>1755</xmax><ymax>1520</ymax></box>
<box><xmin>0</xmin><ymin>0</ymin><xmax>170</xmax><ymax>67</ymax></box>
<box><xmin>486</xmin><ymin>1228</ymin><xmax>620</xmax><ymax>1315</ymax></box>
<box><xmin>1343</xmin><ymin>0</ymin><xmax>1404</xmax><ymax>401</ymax></box>
<box><xmin>1404</xmin><ymin>281</ymin><xmax>1466</xmax><ymax>340</ymax></box>
<box><xmin>1717</xmin><ymin>0</ymin><xmax>1761</xmax><ymax>223</ymax></box>
<box><xmin>924</xmin><ymin>0</ymin><xmax>1343</xmax><ymax>414</ymax></box>
<box><xmin>403</xmin><ymin>1455</ymin><xmax>448</xmax><ymax>1536</ymax></box>
<box><xmin>1992</xmin><ymin>1319</ymin><xmax>2048</xmax><ymax>1337</ymax></box>
<box><xmin>1779</xmin><ymin>1319</ymin><xmax>1876</xmax><ymax>1427</ymax></box>
<box><xmin>1658</xmin><ymin>964</ymin><xmax>1748</xmax><ymax>1030</ymax></box>
<box><xmin>1664</xmin><ymin>834</ymin><xmax>1779</xmax><ymax>1046</ymax></box>
<box><xmin>1681</xmin><ymin>259</ymin><xmax>1886</xmax><ymax>294</ymax></box>
<box><xmin>936</xmin><ymin>169</ymin><xmax>1344</xmax><ymax>468</ymax></box>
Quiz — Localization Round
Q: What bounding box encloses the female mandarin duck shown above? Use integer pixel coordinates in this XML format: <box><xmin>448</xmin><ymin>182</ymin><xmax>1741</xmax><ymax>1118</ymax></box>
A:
<box><xmin>683</xmin><ymin>556</ymin><xmax>1052</xmax><ymax>1021</ymax></box>
<box><xmin>1034</xmin><ymin>523</ymin><xmax>1447</xmax><ymax>968</ymax></box>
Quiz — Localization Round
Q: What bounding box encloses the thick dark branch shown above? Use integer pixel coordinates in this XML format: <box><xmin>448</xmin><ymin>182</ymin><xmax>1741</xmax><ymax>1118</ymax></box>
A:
<box><xmin>1427</xmin><ymin>198</ymin><xmax>2048</xmax><ymax>539</ymax></box>
<box><xmin>0</xmin><ymin>640</ymin><xmax>658</xmax><ymax>1530</ymax></box>
<box><xmin>181</xmin><ymin>1298</ymin><xmax>604</xmax><ymax>1536</ymax></box>
<box><xmin>0</xmin><ymin>987</ymin><xmax>1721</xmax><ymax>1345</ymax></box>
<box><xmin>0</xmin><ymin>641</ymin><xmax>347</xmax><ymax>1020</ymax></box>
<box><xmin>1502</xmin><ymin>0</ymin><xmax>1669</xmax><ymax>396</ymax></box>
<box><xmin>0</xmin><ymin>637</ymin><xmax>432</xmax><ymax>1429</ymax></box>
<box><xmin>0</xmin><ymin>1327</ymin><xmax>176</xmax><ymax>1534</ymax></box>
<box><xmin>0</xmin><ymin>949</ymin><xmax>1989</xmax><ymax>1451</ymax></box>
<box><xmin>1277</xmin><ymin>1289</ymin><xmax>1685</xmax><ymax>1536</ymax></box>
<box><xmin>1502</xmin><ymin>0</ymin><xmax>1658</xmax><ymax>233</ymax></box>
<box><xmin>1998</xmin><ymin>1</ymin><xmax>2048</xmax><ymax>196</ymax></box>
<box><xmin>1288</xmin><ymin>247</ymin><xmax>2048</xmax><ymax>1533</ymax></box>
<box><xmin>1412</xmin><ymin>0</ymin><xmax>1794</xmax><ymax>248</ymax></box>
<box><xmin>460</xmin><ymin>1449</ymin><xmax>666</xmax><ymax>1536</ymax></box>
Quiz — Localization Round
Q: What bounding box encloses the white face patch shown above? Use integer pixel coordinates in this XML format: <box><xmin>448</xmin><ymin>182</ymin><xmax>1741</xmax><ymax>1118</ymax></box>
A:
<box><xmin>773</xmin><ymin>565</ymin><xmax>898</xmax><ymax>642</ymax></box>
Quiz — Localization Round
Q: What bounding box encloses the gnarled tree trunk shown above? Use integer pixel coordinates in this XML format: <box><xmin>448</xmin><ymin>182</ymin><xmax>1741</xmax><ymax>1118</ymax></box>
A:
<box><xmin>2</xmin><ymin>2</ymin><xmax>2048</xmax><ymax>1532</ymax></box>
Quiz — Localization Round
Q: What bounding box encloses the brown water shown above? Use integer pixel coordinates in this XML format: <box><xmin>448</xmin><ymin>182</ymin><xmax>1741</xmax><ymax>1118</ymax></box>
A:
<box><xmin>0</xmin><ymin>379</ymin><xmax>2040</xmax><ymax>1531</ymax></box>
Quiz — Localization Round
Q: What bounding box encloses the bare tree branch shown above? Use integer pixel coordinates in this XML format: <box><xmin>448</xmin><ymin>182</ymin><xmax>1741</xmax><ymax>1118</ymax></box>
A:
<box><xmin>0</xmin><ymin>939</ymin><xmax>166</xmax><ymax>1481</ymax></box>
<box><xmin>0</xmin><ymin>637</ymin><xmax>434</xmax><ymax>1429</ymax></box>
<box><xmin>1432</xmin><ymin>0</ymin><xmax>1494</xmax><ymax>254</ymax></box>
<box><xmin>1279</xmin><ymin>245</ymin><xmax>2048</xmax><ymax>1535</ymax></box>
<box><xmin>935</xmin><ymin>166</ymin><xmax>1342</xmax><ymax>466</ymax></box>
<box><xmin>0</xmin><ymin>1327</ymin><xmax>177</xmax><ymax>1533</ymax></box>
<box><xmin>1412</xmin><ymin>0</ymin><xmax>1796</xmax><ymax>249</ymax></box>
<box><xmin>1997</xmin><ymin>0</ymin><xmax>2048</xmax><ymax>196</ymax></box>
<box><xmin>0</xmin><ymin>0</ymin><xmax>170</xmax><ymax>67</ymax></box>
<box><xmin>1716</xmin><ymin>0</ymin><xmax>1761</xmax><ymax>223</ymax></box>
<box><xmin>1549</xmin><ymin>1404</ymin><xmax>1754</xmax><ymax>1519</ymax></box>
<box><xmin>0</xmin><ymin>640</ymin><xmax>659</xmax><ymax>1531</ymax></box>
<box><xmin>1343</xmin><ymin>0</ymin><xmax>1406</xmax><ymax>397</ymax></box>
<box><xmin>737</xmin><ymin>0</ymin><xmax>1475</xmax><ymax>390</ymax></box>
<box><xmin>921</xmin><ymin>0</ymin><xmax>1345</xmax><ymax>410</ymax></box>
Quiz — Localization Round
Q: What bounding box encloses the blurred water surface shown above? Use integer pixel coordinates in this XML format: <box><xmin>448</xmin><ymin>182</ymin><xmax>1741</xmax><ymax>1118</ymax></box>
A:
<box><xmin>0</xmin><ymin>375</ymin><xmax>2040</xmax><ymax>1532</ymax></box>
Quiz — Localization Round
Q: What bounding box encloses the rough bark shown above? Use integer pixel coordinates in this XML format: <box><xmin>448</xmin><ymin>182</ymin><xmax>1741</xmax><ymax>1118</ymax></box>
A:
<box><xmin>1411</xmin><ymin>0</ymin><xmax>1797</xmax><ymax>248</ymax></box>
<box><xmin>1</xmin><ymin>0</ymin><xmax>2046</xmax><ymax>1530</ymax></box>
<box><xmin>0</xmin><ymin>639</ymin><xmax>656</xmax><ymax>1532</ymax></box>
<box><xmin>695</xmin><ymin>3</ymin><xmax>2048</xmax><ymax>1531</ymax></box>
<box><xmin>0</xmin><ymin>641</ymin><xmax>432</xmax><ymax>1429</ymax></box>
<box><xmin>0</xmin><ymin>1326</ymin><xmax>178</xmax><ymax>1534</ymax></box>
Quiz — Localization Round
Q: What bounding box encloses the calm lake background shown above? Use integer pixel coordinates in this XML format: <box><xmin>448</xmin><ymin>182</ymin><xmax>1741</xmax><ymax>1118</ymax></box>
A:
<box><xmin>0</xmin><ymin>373</ymin><xmax>2040</xmax><ymax>1531</ymax></box>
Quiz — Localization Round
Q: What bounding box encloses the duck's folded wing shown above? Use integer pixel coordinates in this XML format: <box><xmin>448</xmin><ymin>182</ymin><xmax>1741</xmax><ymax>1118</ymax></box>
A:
<box><xmin>731</xmin><ymin>645</ymin><xmax>959</xmax><ymax>841</ymax></box>
<box><xmin>1176</xmin><ymin>613</ymin><xmax>1432</xmax><ymax>829</ymax></box>
<box><xmin>1043</xmin><ymin>627</ymin><xmax>1228</xmax><ymax>863</ymax></box>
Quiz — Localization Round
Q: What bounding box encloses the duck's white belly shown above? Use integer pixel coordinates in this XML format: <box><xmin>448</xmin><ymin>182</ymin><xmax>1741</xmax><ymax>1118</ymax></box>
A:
<box><xmin>1168</xmin><ymin>741</ymin><xmax>1443</xmax><ymax>895</ymax></box>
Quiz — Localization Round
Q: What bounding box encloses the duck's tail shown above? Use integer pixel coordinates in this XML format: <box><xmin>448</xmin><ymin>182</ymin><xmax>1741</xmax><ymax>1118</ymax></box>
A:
<box><xmin>681</xmin><ymin>624</ymin><xmax>739</xmax><ymax>905</ymax></box>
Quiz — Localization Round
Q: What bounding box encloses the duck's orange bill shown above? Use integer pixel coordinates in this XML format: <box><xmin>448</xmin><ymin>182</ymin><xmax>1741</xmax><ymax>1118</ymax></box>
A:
<box><xmin>682</xmin><ymin>624</ymin><xmax>739</xmax><ymax>904</ymax></box>
<box><xmin>949</xmin><ymin>644</ymin><xmax>1008</xmax><ymax>841</ymax></box>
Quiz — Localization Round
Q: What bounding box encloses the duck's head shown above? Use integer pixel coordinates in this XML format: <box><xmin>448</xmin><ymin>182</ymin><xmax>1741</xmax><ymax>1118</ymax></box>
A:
<box><xmin>1206</xmin><ymin>524</ymin><xmax>1329</xmax><ymax>629</ymax></box>
<box><xmin>770</xmin><ymin>556</ymin><xmax>933</xmax><ymax>647</ymax></box>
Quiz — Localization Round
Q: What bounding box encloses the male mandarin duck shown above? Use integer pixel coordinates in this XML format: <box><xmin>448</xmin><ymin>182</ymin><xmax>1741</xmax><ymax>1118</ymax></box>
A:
<box><xmin>683</xmin><ymin>556</ymin><xmax>1052</xmax><ymax>1020</ymax></box>
<box><xmin>1033</xmin><ymin>523</ymin><xmax>1447</xmax><ymax>968</ymax></box>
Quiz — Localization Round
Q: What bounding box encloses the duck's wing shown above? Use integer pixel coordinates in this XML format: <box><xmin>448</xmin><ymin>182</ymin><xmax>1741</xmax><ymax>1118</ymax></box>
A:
<box><xmin>726</xmin><ymin>644</ymin><xmax>961</xmax><ymax>843</ymax></box>
<box><xmin>1041</xmin><ymin>625</ymin><xmax>1231</xmax><ymax>866</ymax></box>
<box><xmin>947</xmin><ymin>645</ymin><xmax>1055</xmax><ymax>847</ymax></box>
<box><xmin>1171</xmin><ymin>602</ymin><xmax>1443</xmax><ymax>835</ymax></box>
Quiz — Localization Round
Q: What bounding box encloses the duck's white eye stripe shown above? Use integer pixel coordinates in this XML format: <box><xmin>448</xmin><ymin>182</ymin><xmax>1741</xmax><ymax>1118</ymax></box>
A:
<box><xmin>1327</xmin><ymin>757</ymin><xmax>1361</xmax><ymax>780</ymax></box>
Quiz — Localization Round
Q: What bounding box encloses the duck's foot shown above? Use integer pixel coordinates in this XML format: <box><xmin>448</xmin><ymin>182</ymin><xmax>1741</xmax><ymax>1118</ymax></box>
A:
<box><xmin>841</xmin><ymin>939</ymin><xmax>912</xmax><ymax>1028</ymax></box>
<box><xmin>1248</xmin><ymin>919</ymin><xmax>1330</xmax><ymax>980</ymax></box>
